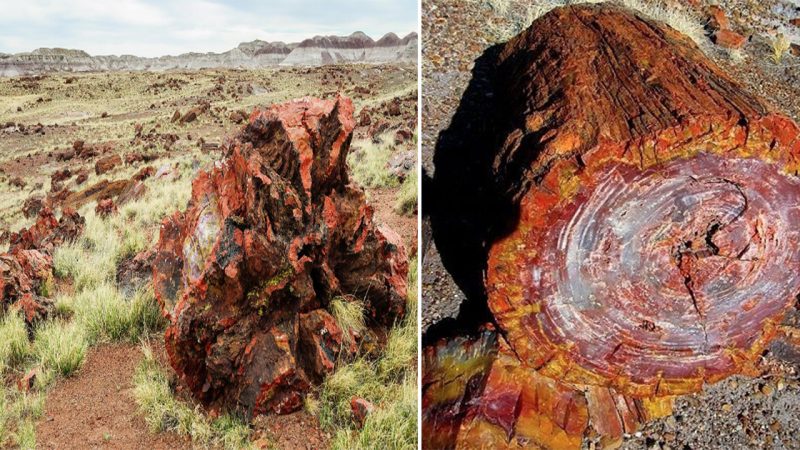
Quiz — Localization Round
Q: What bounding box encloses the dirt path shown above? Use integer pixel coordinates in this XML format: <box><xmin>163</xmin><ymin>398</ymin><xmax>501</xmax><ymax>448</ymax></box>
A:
<box><xmin>36</xmin><ymin>343</ymin><xmax>190</xmax><ymax>450</ymax></box>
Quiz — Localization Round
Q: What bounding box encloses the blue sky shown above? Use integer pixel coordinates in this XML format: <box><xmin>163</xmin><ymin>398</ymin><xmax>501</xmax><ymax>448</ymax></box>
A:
<box><xmin>0</xmin><ymin>0</ymin><xmax>418</xmax><ymax>57</ymax></box>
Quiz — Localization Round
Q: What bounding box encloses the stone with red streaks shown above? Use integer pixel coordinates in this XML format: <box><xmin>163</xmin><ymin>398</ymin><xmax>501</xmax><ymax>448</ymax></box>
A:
<box><xmin>421</xmin><ymin>330</ymin><xmax>674</xmax><ymax>450</ymax></box>
<box><xmin>95</xmin><ymin>198</ymin><xmax>117</xmax><ymax>217</ymax></box>
<box><xmin>350</xmin><ymin>397</ymin><xmax>375</xmax><ymax>429</ymax></box>
<box><xmin>1</xmin><ymin>208</ymin><xmax>83</xmax><ymax>329</ymax></box>
<box><xmin>153</xmin><ymin>95</ymin><xmax>407</xmax><ymax>418</ymax></box>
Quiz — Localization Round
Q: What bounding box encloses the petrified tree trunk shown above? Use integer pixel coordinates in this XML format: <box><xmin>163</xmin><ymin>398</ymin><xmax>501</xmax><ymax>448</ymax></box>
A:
<box><xmin>153</xmin><ymin>95</ymin><xmax>408</xmax><ymax>418</ymax></box>
<box><xmin>425</xmin><ymin>4</ymin><xmax>800</xmax><ymax>450</ymax></box>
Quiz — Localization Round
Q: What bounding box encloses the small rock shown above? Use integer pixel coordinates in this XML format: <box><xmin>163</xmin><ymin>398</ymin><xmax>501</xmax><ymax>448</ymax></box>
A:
<box><xmin>350</xmin><ymin>397</ymin><xmax>375</xmax><ymax>429</ymax></box>
<box><xmin>22</xmin><ymin>195</ymin><xmax>45</xmax><ymax>219</ymax></box>
<box><xmin>713</xmin><ymin>29</ymin><xmax>747</xmax><ymax>49</ymax></box>
<box><xmin>180</xmin><ymin>108</ymin><xmax>200</xmax><ymax>124</ymax></box>
<box><xmin>133</xmin><ymin>166</ymin><xmax>155</xmax><ymax>181</ymax></box>
<box><xmin>95</xmin><ymin>198</ymin><xmax>117</xmax><ymax>218</ymax></box>
<box><xmin>706</xmin><ymin>5</ymin><xmax>730</xmax><ymax>31</ymax></box>
<box><xmin>95</xmin><ymin>154</ymin><xmax>122</xmax><ymax>175</ymax></box>
<box><xmin>9</xmin><ymin>177</ymin><xmax>25</xmax><ymax>188</ymax></box>
<box><xmin>17</xmin><ymin>368</ymin><xmax>39</xmax><ymax>392</ymax></box>
<box><xmin>722</xmin><ymin>403</ymin><xmax>733</xmax><ymax>412</ymax></box>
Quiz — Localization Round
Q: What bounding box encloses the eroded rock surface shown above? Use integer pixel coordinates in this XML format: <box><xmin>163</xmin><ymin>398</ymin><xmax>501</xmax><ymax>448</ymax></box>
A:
<box><xmin>153</xmin><ymin>95</ymin><xmax>407</xmax><ymax>417</ymax></box>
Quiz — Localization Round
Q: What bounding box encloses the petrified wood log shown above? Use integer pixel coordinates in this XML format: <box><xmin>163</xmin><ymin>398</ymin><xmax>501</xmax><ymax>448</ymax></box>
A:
<box><xmin>425</xmin><ymin>4</ymin><xmax>800</xmax><ymax>450</ymax></box>
<box><xmin>153</xmin><ymin>95</ymin><xmax>407</xmax><ymax>417</ymax></box>
<box><xmin>487</xmin><ymin>4</ymin><xmax>800</xmax><ymax>397</ymax></box>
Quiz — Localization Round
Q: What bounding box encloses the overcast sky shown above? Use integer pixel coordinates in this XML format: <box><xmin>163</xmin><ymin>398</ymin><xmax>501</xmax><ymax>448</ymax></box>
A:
<box><xmin>0</xmin><ymin>0</ymin><xmax>418</xmax><ymax>57</ymax></box>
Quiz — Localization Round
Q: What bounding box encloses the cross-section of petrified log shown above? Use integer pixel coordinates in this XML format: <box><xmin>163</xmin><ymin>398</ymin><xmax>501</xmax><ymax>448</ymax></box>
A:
<box><xmin>153</xmin><ymin>95</ymin><xmax>408</xmax><ymax>417</ymax></box>
<box><xmin>486</xmin><ymin>4</ymin><xmax>800</xmax><ymax>399</ymax></box>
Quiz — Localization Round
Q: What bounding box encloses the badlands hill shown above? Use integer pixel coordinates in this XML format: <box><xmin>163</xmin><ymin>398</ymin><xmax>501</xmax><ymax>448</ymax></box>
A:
<box><xmin>0</xmin><ymin>31</ymin><xmax>418</xmax><ymax>76</ymax></box>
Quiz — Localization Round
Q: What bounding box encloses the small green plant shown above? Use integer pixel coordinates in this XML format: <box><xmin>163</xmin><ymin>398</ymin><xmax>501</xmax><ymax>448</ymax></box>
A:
<box><xmin>37</xmin><ymin>275</ymin><xmax>55</xmax><ymax>298</ymax></box>
<box><xmin>484</xmin><ymin>0</ymin><xmax>509</xmax><ymax>15</ymax></box>
<box><xmin>70</xmin><ymin>284</ymin><xmax>163</xmax><ymax>344</ymax></box>
<box><xmin>771</xmin><ymin>33</ymin><xmax>791</xmax><ymax>63</ymax></box>
<box><xmin>14</xmin><ymin>418</ymin><xmax>37</xmax><ymax>450</ymax></box>
<box><xmin>317</xmin><ymin>255</ymin><xmax>418</xmax><ymax>449</ymax></box>
<box><xmin>348</xmin><ymin>135</ymin><xmax>400</xmax><ymax>189</ymax></box>
<box><xmin>0</xmin><ymin>387</ymin><xmax>46</xmax><ymax>448</ymax></box>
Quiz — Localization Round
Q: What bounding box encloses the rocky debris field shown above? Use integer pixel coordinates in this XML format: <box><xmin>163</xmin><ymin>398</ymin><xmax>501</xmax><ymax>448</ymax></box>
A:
<box><xmin>0</xmin><ymin>65</ymin><xmax>417</xmax><ymax>247</ymax></box>
<box><xmin>422</xmin><ymin>0</ymin><xmax>800</xmax><ymax>449</ymax></box>
<box><xmin>0</xmin><ymin>63</ymin><xmax>417</xmax><ymax>449</ymax></box>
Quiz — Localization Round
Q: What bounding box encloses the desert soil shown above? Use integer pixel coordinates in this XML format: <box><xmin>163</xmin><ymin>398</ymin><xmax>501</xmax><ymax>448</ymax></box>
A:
<box><xmin>421</xmin><ymin>0</ymin><xmax>800</xmax><ymax>448</ymax></box>
<box><xmin>35</xmin><ymin>344</ymin><xmax>189</xmax><ymax>450</ymax></box>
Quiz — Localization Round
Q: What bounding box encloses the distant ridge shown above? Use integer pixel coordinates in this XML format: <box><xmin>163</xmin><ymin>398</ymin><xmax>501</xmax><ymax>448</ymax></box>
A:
<box><xmin>0</xmin><ymin>31</ymin><xmax>417</xmax><ymax>76</ymax></box>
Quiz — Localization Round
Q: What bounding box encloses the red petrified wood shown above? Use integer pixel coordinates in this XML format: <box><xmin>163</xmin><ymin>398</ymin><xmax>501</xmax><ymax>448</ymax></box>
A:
<box><xmin>153</xmin><ymin>95</ymin><xmax>407</xmax><ymax>418</ymax></box>
<box><xmin>424</xmin><ymin>4</ymin><xmax>800</xmax><ymax>450</ymax></box>
<box><xmin>0</xmin><ymin>208</ymin><xmax>84</xmax><ymax>328</ymax></box>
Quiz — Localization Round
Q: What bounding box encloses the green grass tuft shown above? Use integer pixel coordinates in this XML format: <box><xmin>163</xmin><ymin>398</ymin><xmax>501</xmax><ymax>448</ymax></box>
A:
<box><xmin>33</xmin><ymin>320</ymin><xmax>88</xmax><ymax>379</ymax></box>
<box><xmin>0</xmin><ymin>381</ymin><xmax>45</xmax><ymax>447</ymax></box>
<box><xmin>329</xmin><ymin>296</ymin><xmax>366</xmax><ymax>343</ymax></box>
<box><xmin>66</xmin><ymin>284</ymin><xmax>164</xmax><ymax>344</ymax></box>
<box><xmin>317</xmin><ymin>255</ymin><xmax>418</xmax><ymax>449</ymax></box>
<box><xmin>331</xmin><ymin>379</ymin><xmax>417</xmax><ymax>450</ymax></box>
<box><xmin>0</xmin><ymin>312</ymin><xmax>31</xmax><ymax>373</ymax></box>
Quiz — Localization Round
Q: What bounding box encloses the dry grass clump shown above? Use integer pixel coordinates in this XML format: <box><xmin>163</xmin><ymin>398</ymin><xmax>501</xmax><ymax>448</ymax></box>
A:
<box><xmin>0</xmin><ymin>388</ymin><xmax>45</xmax><ymax>449</ymax></box>
<box><xmin>330</xmin><ymin>296</ymin><xmax>367</xmax><ymax>344</ymax></box>
<box><xmin>771</xmin><ymin>33</ymin><xmax>791</xmax><ymax>63</ymax></box>
<box><xmin>0</xmin><ymin>312</ymin><xmax>30</xmax><ymax>373</ymax></box>
<box><xmin>395</xmin><ymin>168</ymin><xmax>418</xmax><ymax>216</ymax></box>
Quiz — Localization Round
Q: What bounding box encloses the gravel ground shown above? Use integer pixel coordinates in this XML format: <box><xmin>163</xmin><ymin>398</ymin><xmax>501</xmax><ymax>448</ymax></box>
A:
<box><xmin>421</xmin><ymin>0</ymin><xmax>800</xmax><ymax>447</ymax></box>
